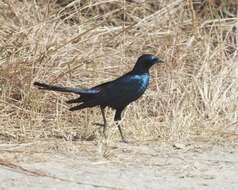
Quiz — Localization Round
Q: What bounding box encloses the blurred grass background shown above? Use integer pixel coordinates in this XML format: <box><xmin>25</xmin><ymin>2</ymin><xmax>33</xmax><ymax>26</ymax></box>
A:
<box><xmin>0</xmin><ymin>0</ymin><xmax>238</xmax><ymax>143</ymax></box>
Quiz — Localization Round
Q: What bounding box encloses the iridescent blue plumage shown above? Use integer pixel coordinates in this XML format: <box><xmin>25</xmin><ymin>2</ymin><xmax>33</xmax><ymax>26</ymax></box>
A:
<box><xmin>34</xmin><ymin>54</ymin><xmax>164</xmax><ymax>142</ymax></box>
<box><xmin>97</xmin><ymin>73</ymin><xmax>150</xmax><ymax>109</ymax></box>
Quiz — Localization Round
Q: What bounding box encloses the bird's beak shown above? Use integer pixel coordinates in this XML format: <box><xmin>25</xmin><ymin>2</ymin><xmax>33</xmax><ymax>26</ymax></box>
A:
<box><xmin>153</xmin><ymin>56</ymin><xmax>164</xmax><ymax>64</ymax></box>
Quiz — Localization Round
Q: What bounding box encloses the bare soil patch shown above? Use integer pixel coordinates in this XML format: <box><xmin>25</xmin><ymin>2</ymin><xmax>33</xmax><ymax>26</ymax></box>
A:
<box><xmin>1</xmin><ymin>139</ymin><xmax>238</xmax><ymax>190</ymax></box>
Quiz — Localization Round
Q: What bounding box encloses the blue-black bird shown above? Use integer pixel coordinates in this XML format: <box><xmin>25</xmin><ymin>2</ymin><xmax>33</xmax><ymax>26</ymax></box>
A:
<box><xmin>34</xmin><ymin>54</ymin><xmax>164</xmax><ymax>142</ymax></box>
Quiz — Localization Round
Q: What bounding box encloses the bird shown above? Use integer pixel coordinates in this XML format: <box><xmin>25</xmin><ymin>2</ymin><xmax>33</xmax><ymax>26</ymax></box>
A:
<box><xmin>34</xmin><ymin>54</ymin><xmax>164</xmax><ymax>142</ymax></box>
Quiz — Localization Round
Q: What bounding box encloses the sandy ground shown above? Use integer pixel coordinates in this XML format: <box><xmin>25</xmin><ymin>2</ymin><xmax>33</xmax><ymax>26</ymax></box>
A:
<box><xmin>0</xmin><ymin>140</ymin><xmax>238</xmax><ymax>190</ymax></box>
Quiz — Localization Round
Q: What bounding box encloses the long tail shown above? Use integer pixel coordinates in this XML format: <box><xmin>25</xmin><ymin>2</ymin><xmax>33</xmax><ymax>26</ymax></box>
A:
<box><xmin>34</xmin><ymin>81</ymin><xmax>101</xmax><ymax>111</ymax></box>
<box><xmin>33</xmin><ymin>82</ymin><xmax>99</xmax><ymax>95</ymax></box>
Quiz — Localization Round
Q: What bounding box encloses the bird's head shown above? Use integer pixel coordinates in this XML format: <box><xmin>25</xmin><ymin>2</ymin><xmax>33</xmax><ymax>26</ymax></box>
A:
<box><xmin>133</xmin><ymin>54</ymin><xmax>164</xmax><ymax>72</ymax></box>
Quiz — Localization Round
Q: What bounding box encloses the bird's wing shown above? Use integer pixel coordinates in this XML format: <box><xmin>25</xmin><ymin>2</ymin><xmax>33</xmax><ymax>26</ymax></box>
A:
<box><xmin>92</xmin><ymin>73</ymin><xmax>149</xmax><ymax>105</ymax></box>
<box><xmin>91</xmin><ymin>72</ymin><xmax>134</xmax><ymax>91</ymax></box>
<box><xmin>91</xmin><ymin>80</ymin><xmax>113</xmax><ymax>91</ymax></box>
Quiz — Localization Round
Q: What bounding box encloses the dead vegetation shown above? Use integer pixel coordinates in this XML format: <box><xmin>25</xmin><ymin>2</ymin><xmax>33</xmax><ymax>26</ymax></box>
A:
<box><xmin>0</xmin><ymin>0</ymin><xmax>238</xmax><ymax>144</ymax></box>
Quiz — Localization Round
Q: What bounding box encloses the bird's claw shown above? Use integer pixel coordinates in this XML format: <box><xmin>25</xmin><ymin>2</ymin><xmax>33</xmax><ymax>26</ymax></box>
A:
<box><xmin>120</xmin><ymin>138</ymin><xmax>129</xmax><ymax>143</ymax></box>
<box><xmin>93</xmin><ymin>122</ymin><xmax>105</xmax><ymax>127</ymax></box>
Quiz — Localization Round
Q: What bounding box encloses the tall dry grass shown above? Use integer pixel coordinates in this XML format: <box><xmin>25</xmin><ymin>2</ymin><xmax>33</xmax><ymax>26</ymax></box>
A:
<box><xmin>0</xmin><ymin>0</ymin><xmax>238</xmax><ymax>143</ymax></box>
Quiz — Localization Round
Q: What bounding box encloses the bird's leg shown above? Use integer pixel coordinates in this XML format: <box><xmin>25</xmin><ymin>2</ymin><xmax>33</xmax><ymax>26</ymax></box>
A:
<box><xmin>116</xmin><ymin>122</ymin><xmax>127</xmax><ymax>143</ymax></box>
<box><xmin>114</xmin><ymin>108</ymin><xmax>128</xmax><ymax>143</ymax></box>
<box><xmin>100</xmin><ymin>107</ymin><xmax>107</xmax><ymax>137</ymax></box>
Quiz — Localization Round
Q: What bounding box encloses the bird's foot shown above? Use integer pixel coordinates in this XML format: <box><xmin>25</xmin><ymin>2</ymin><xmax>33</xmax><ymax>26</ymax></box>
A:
<box><xmin>93</xmin><ymin>122</ymin><xmax>104</xmax><ymax>127</ymax></box>
<box><xmin>120</xmin><ymin>138</ymin><xmax>129</xmax><ymax>144</ymax></box>
<box><xmin>102</xmin><ymin>129</ymin><xmax>107</xmax><ymax>139</ymax></box>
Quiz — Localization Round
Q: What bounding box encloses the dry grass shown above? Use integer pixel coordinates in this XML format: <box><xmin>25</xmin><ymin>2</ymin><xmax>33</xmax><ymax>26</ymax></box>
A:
<box><xmin>0</xmin><ymin>0</ymin><xmax>238</xmax><ymax>144</ymax></box>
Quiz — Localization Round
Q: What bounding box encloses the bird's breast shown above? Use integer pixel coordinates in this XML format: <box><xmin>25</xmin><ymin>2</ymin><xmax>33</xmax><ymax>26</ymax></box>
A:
<box><xmin>130</xmin><ymin>74</ymin><xmax>149</xmax><ymax>91</ymax></box>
